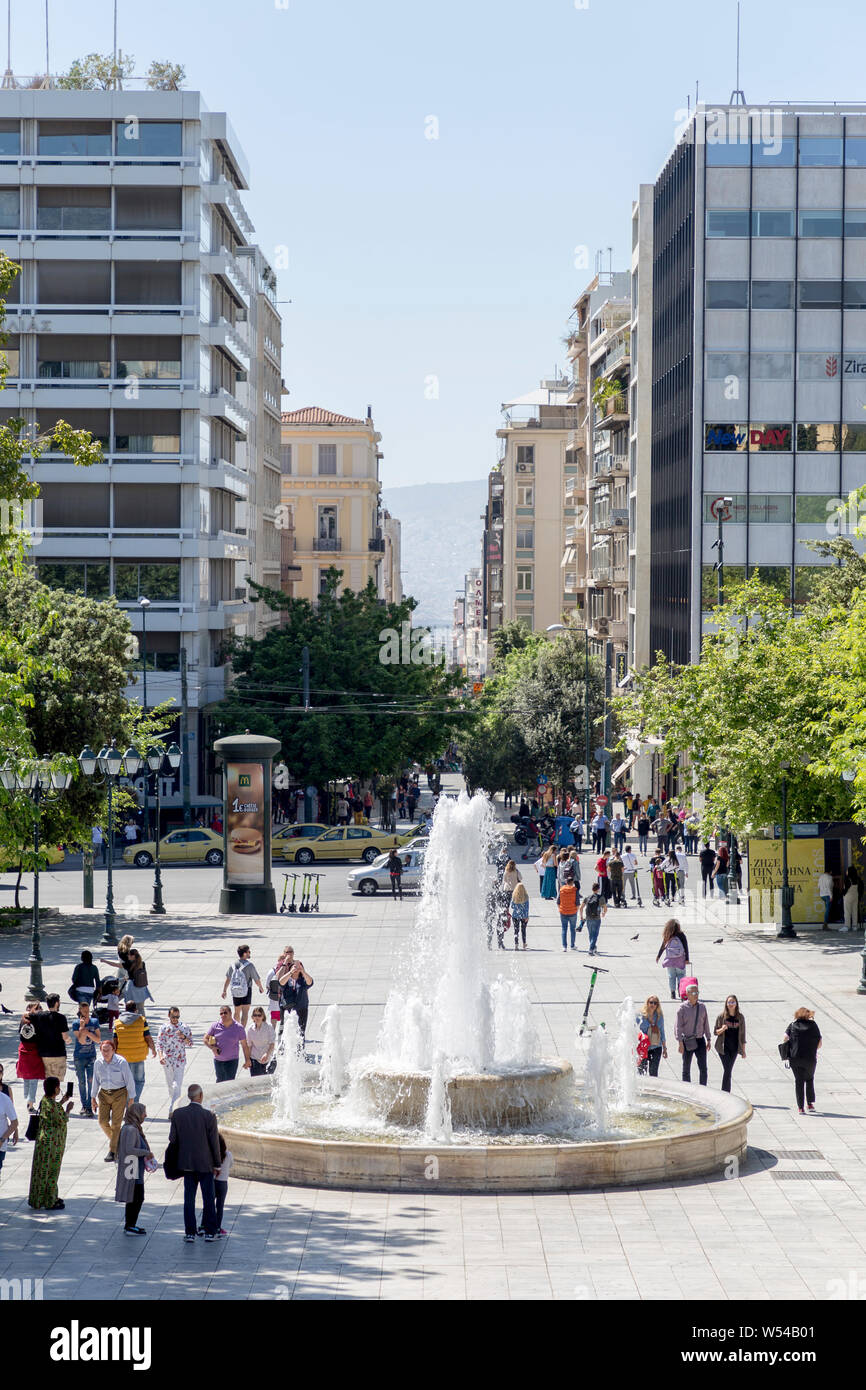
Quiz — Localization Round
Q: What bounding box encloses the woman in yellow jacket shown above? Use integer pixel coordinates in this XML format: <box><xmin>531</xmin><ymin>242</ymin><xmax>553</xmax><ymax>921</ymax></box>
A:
<box><xmin>112</xmin><ymin>1002</ymin><xmax>156</xmax><ymax>1104</ymax></box>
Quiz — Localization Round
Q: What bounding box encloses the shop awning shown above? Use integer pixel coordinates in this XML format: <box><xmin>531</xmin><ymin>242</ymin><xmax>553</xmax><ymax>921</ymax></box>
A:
<box><xmin>611</xmin><ymin>752</ymin><xmax>636</xmax><ymax>782</ymax></box>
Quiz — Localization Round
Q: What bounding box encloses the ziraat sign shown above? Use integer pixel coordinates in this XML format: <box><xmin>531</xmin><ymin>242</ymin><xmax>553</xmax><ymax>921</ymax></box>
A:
<box><xmin>705</xmin><ymin>423</ymin><xmax>792</xmax><ymax>451</ymax></box>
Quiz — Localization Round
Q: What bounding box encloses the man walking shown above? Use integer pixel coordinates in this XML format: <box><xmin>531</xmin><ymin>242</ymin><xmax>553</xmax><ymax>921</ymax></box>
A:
<box><xmin>222</xmin><ymin>944</ymin><xmax>263</xmax><ymax>1027</ymax></box>
<box><xmin>168</xmin><ymin>1083</ymin><xmax>222</xmax><ymax>1242</ymax></box>
<box><xmin>621</xmin><ymin>843</ymin><xmax>639</xmax><ymax>902</ymax></box>
<box><xmin>91</xmin><ymin>1038</ymin><xmax>133</xmax><ymax>1162</ymax></box>
<box><xmin>699</xmin><ymin>842</ymin><xmax>716</xmax><ymax>898</ymax></box>
<box><xmin>591</xmin><ymin>810</ymin><xmax>609</xmax><ymax>854</ymax></box>
<box><xmin>33</xmin><ymin>994</ymin><xmax>71</xmax><ymax>1084</ymax></box>
<box><xmin>579</xmin><ymin>881</ymin><xmax>608</xmax><ymax>957</ymax></box>
<box><xmin>610</xmin><ymin>812</ymin><xmax>626</xmax><ymax>854</ymax></box>
<box><xmin>676</xmin><ymin>983</ymin><xmax>711</xmax><ymax>1085</ymax></box>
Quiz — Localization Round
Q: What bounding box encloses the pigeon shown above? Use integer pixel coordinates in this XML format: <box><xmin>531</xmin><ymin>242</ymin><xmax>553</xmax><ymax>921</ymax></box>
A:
<box><xmin>713</xmin><ymin>937</ymin><xmax>724</xmax><ymax>944</ymax></box>
<box><xmin>630</xmin><ymin>933</ymin><xmax>640</xmax><ymax>941</ymax></box>
<box><xmin>0</xmin><ymin>1003</ymin><xmax>11</xmax><ymax>1015</ymax></box>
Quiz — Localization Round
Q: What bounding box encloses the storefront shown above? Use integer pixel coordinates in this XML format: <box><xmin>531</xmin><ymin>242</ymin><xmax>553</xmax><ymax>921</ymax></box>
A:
<box><xmin>747</xmin><ymin>822</ymin><xmax>866</xmax><ymax>925</ymax></box>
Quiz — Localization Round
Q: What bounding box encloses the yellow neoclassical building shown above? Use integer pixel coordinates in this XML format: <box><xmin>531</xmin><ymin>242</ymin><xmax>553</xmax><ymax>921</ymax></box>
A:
<box><xmin>280</xmin><ymin>406</ymin><xmax>389</xmax><ymax>602</ymax></box>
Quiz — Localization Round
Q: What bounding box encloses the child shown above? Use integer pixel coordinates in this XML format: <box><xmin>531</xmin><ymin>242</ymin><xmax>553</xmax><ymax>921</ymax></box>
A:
<box><xmin>200</xmin><ymin>1133</ymin><xmax>233</xmax><ymax>1238</ymax></box>
<box><xmin>94</xmin><ymin>978</ymin><xmax>122</xmax><ymax>1029</ymax></box>
<box><xmin>511</xmin><ymin>882</ymin><xmax>530</xmax><ymax>950</ymax></box>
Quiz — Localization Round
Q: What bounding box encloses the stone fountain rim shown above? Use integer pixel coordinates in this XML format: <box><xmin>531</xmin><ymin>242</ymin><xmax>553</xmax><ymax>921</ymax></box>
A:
<box><xmin>207</xmin><ymin>1073</ymin><xmax>753</xmax><ymax>1156</ymax></box>
<box><xmin>356</xmin><ymin>1057</ymin><xmax>574</xmax><ymax>1085</ymax></box>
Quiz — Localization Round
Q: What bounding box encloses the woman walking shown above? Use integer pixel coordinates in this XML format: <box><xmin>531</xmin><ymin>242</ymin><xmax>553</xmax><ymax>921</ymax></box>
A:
<box><xmin>511</xmin><ymin>882</ymin><xmax>530</xmax><ymax>950</ymax></box>
<box><xmin>502</xmin><ymin>859</ymin><xmax>522</xmax><ymax>895</ymax></box>
<box><xmin>714</xmin><ymin>995</ymin><xmax>746</xmax><ymax>1092</ymax></box>
<box><xmin>28</xmin><ymin>1076</ymin><xmax>74</xmax><ymax>1211</ymax></box>
<box><xmin>662</xmin><ymin>850</ymin><xmax>679</xmax><ymax>907</ymax></box>
<box><xmin>387</xmin><ymin>848</ymin><xmax>404</xmax><ymax>901</ymax></box>
<box><xmin>637</xmin><ymin>996</ymin><xmax>667</xmax><ymax>1076</ymax></box>
<box><xmin>540</xmin><ymin>847</ymin><xmax>558</xmax><ymax>901</ymax></box>
<box><xmin>650</xmin><ymin>853</ymin><xmax>666</xmax><ymax>906</ymax></box>
<box><xmin>595</xmin><ymin>849</ymin><xmax>612</xmax><ymax>903</ymax></box>
<box><xmin>17</xmin><ymin>1003</ymin><xmax>45</xmax><ymax>1114</ymax></box>
<box><xmin>114</xmin><ymin>1102</ymin><xmax>154</xmax><ymax>1236</ymax></box>
<box><xmin>783</xmin><ymin>1007</ymin><xmax>822</xmax><ymax>1114</ymax></box>
<box><xmin>69</xmin><ymin>950</ymin><xmax>100</xmax><ymax>1007</ymax></box>
<box><xmin>123</xmin><ymin>949</ymin><xmax>153</xmax><ymax>1009</ymax></box>
<box><xmin>636</xmin><ymin>810</ymin><xmax>650</xmax><ymax>856</ymax></box>
<box><xmin>156</xmin><ymin>1007</ymin><xmax>194</xmax><ymax>1113</ymax></box>
<box><xmin>655</xmin><ymin>919</ymin><xmax>690</xmax><ymax>1000</ymax></box>
<box><xmin>246</xmin><ymin>1007</ymin><xmax>276</xmax><ymax>1076</ymax></box>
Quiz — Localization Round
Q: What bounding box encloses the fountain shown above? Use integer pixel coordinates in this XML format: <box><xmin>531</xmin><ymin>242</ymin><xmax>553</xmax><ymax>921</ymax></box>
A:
<box><xmin>211</xmin><ymin>792</ymin><xmax>752</xmax><ymax>1191</ymax></box>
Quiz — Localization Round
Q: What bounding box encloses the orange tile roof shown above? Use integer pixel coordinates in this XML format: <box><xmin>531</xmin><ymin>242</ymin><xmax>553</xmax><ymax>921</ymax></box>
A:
<box><xmin>281</xmin><ymin>406</ymin><xmax>367</xmax><ymax>426</ymax></box>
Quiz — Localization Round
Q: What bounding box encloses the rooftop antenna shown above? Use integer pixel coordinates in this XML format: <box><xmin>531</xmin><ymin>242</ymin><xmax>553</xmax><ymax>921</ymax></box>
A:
<box><xmin>729</xmin><ymin>2</ymin><xmax>746</xmax><ymax>105</ymax></box>
<box><xmin>42</xmin><ymin>0</ymin><xmax>50</xmax><ymax>86</ymax></box>
<box><xmin>1</xmin><ymin>0</ymin><xmax>13</xmax><ymax>89</ymax></box>
<box><xmin>113</xmin><ymin>0</ymin><xmax>117</xmax><ymax>77</ymax></box>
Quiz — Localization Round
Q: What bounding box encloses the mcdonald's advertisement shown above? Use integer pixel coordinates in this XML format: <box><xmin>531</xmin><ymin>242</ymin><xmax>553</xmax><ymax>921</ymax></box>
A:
<box><xmin>225</xmin><ymin>761</ymin><xmax>265</xmax><ymax>886</ymax></box>
<box><xmin>747</xmin><ymin>838</ymin><xmax>824</xmax><ymax>923</ymax></box>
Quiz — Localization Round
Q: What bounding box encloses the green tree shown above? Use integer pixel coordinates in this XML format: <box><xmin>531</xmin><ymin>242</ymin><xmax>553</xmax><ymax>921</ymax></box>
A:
<box><xmin>213</xmin><ymin>571</ymin><xmax>467</xmax><ymax>787</ymax></box>
<box><xmin>57</xmin><ymin>52</ymin><xmax>136</xmax><ymax>90</ymax></box>
<box><xmin>490</xmin><ymin>619</ymin><xmax>533</xmax><ymax>667</ymax></box>
<box><xmin>146</xmin><ymin>60</ymin><xmax>186</xmax><ymax>90</ymax></box>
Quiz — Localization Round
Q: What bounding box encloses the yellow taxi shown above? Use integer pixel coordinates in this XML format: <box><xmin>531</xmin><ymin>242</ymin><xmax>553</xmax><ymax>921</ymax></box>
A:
<box><xmin>271</xmin><ymin>822</ymin><xmax>329</xmax><ymax>858</ymax></box>
<box><xmin>0</xmin><ymin>843</ymin><xmax>65</xmax><ymax>870</ymax></box>
<box><xmin>123</xmin><ymin>827</ymin><xmax>224</xmax><ymax>868</ymax></box>
<box><xmin>281</xmin><ymin>825</ymin><xmax>415</xmax><ymax>866</ymax></box>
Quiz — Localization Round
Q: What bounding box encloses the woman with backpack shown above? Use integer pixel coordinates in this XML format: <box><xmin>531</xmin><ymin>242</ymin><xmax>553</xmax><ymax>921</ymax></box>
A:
<box><xmin>782</xmin><ymin>1007</ymin><xmax>822</xmax><ymax>1114</ymax></box>
<box><xmin>714</xmin><ymin>994</ymin><xmax>746</xmax><ymax>1092</ymax></box>
<box><xmin>655</xmin><ymin>919</ymin><xmax>690</xmax><ymax>1000</ymax></box>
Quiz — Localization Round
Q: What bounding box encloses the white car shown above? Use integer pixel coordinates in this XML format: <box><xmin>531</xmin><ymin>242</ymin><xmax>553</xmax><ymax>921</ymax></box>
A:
<box><xmin>348</xmin><ymin>848</ymin><xmax>426</xmax><ymax>895</ymax></box>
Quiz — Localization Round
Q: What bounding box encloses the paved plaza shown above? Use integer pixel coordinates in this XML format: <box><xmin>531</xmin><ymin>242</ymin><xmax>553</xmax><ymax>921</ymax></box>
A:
<box><xmin>2</xmin><ymin>827</ymin><xmax>866</xmax><ymax>1302</ymax></box>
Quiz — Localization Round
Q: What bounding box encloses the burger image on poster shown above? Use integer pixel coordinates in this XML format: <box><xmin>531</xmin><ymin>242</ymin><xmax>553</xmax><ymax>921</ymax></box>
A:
<box><xmin>226</xmin><ymin>762</ymin><xmax>265</xmax><ymax>885</ymax></box>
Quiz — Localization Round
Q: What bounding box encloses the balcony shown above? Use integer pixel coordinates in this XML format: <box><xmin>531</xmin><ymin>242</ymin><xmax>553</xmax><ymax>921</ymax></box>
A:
<box><xmin>594</xmin><ymin>507</ymin><xmax>629</xmax><ymax>533</ymax></box>
<box><xmin>312</xmin><ymin>536</ymin><xmax>342</xmax><ymax>552</ymax></box>
<box><xmin>593</xmin><ymin>394</ymin><xmax>629</xmax><ymax>430</ymax></box>
<box><xmin>204</xmin><ymin>247</ymin><xmax>253</xmax><ymax>303</ymax></box>
<box><xmin>368</xmin><ymin>537</ymin><xmax>386</xmax><ymax>552</ymax></box>
<box><xmin>591</xmin><ymin>451</ymin><xmax>630</xmax><ymax>480</ymax></box>
<box><xmin>604</xmin><ymin>335</ymin><xmax>631</xmax><ymax>374</ymax></box>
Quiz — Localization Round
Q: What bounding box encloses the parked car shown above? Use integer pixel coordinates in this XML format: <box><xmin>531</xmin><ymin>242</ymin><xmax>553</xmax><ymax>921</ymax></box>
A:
<box><xmin>282</xmin><ymin>825</ymin><xmax>416</xmax><ymax>866</ymax></box>
<box><xmin>0</xmin><ymin>843</ymin><xmax>64</xmax><ymax>870</ymax></box>
<box><xmin>123</xmin><ymin>827</ymin><xmax>224</xmax><ymax>868</ymax></box>
<box><xmin>348</xmin><ymin>848</ymin><xmax>426</xmax><ymax>895</ymax></box>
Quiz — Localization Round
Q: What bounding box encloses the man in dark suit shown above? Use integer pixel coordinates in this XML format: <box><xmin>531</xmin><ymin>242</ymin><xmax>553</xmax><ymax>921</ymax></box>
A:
<box><xmin>168</xmin><ymin>1083</ymin><xmax>221</xmax><ymax>1241</ymax></box>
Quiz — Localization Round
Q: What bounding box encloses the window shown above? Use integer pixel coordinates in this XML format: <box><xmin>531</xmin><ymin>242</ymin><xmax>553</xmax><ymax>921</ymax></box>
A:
<box><xmin>38</xmin><ymin>261</ymin><xmax>110</xmax><ymax>305</ymax></box>
<box><xmin>115</xmin><ymin>122</ymin><xmax>183</xmax><ymax>158</ymax></box>
<box><xmin>798</xmin><ymin>353</ymin><xmax>842</xmax><ymax>379</ymax></box>
<box><xmin>516</xmin><ymin>445</ymin><xmax>534</xmax><ymax>466</ymax></box>
<box><xmin>846</xmin><ymin>138</ymin><xmax>866</xmax><ymax>168</ymax></box>
<box><xmin>795</xmin><ymin>495</ymin><xmax>838</xmax><ymax>524</ymax></box>
<box><xmin>516</xmin><ymin>483</ymin><xmax>534</xmax><ymax>507</ymax></box>
<box><xmin>752</xmin><ymin>280</ymin><xmax>794</xmax><ymax>309</ymax></box>
<box><xmin>751</xmin><ymin>353</ymin><xmax>794</xmax><ymax>379</ymax></box>
<box><xmin>137</xmin><ymin>630</ymin><xmax>180</xmax><ymax>671</ymax></box>
<box><xmin>705</xmin><ymin>352</ymin><xmax>748</xmax><ymax>379</ymax></box>
<box><xmin>114</xmin><ymin>335</ymin><xmax>181</xmax><ymax>380</ymax></box>
<box><xmin>516</xmin><ymin>566</ymin><xmax>533</xmax><ymax>592</ymax></box>
<box><xmin>702</xmin><ymin>565</ymin><xmax>746</xmax><ymax>607</ymax></box>
<box><xmin>0</xmin><ymin>120</ymin><xmax>20</xmax><ymax>156</ymax></box>
<box><xmin>317</xmin><ymin>505</ymin><xmax>337</xmax><ymax>540</ymax></box>
<box><xmin>842</xmin><ymin>424</ymin><xmax>866</xmax><ymax>451</ymax></box>
<box><xmin>280</xmin><ymin>444</ymin><xmax>292</xmax><ymax>475</ymax></box>
<box><xmin>515</xmin><ymin>525</ymin><xmax>534</xmax><ymax>550</ymax></box>
<box><xmin>114</xmin><ymin>561</ymin><xmax>180</xmax><ymax>602</ymax></box>
<box><xmin>113</xmin><ymin>484</ymin><xmax>180</xmax><ymax>528</ymax></box>
<box><xmin>346</xmin><ymin>828</ymin><xmax>371</xmax><ymax>839</ymax></box>
<box><xmin>0</xmin><ymin>189</ymin><xmax>18</xmax><ymax>230</ymax></box>
<box><xmin>36</xmin><ymin>187</ymin><xmax>110</xmax><ymax>231</ymax></box>
<box><xmin>799</xmin><ymin>281</ymin><xmax>841</xmax><ymax>309</ymax></box>
<box><xmin>799</xmin><ymin>211</ymin><xmax>843</xmax><ymax>238</ymax></box>
<box><xmin>39</xmin><ymin>482</ymin><xmax>109</xmax><ymax>528</ymax></box>
<box><xmin>796</xmin><ymin>423</ymin><xmax>841</xmax><ymax>451</ymax></box>
<box><xmin>705</xmin><ymin>139</ymin><xmax>751</xmax><ymax>166</ymax></box>
<box><xmin>37</xmin><ymin>121</ymin><xmax>111</xmax><ymax>157</ymax></box>
<box><xmin>320</xmin><ymin>829</ymin><xmax>343</xmax><ymax>842</ymax></box>
<box><xmin>115</xmin><ymin>187</ymin><xmax>182</xmax><ymax>230</ymax></box>
<box><xmin>38</xmin><ymin>334</ymin><xmax>110</xmax><ymax>379</ymax></box>
<box><xmin>794</xmin><ymin>566</ymin><xmax>828</xmax><ymax>607</ymax></box>
<box><xmin>115</xmin><ymin>262</ymin><xmax>181</xmax><ymax>305</ymax></box>
<box><xmin>113</xmin><ymin>409</ymin><xmax>181</xmax><ymax>453</ymax></box>
<box><xmin>845</xmin><ymin>211</ymin><xmax>866</xmax><ymax>238</ymax></box>
<box><xmin>752</xmin><ymin>136</ymin><xmax>796</xmax><ymax>167</ymax></box>
<box><xmin>706</xmin><ymin>210</ymin><xmax>750</xmax><ymax>238</ymax></box>
<box><xmin>752</xmin><ymin>209</ymin><xmax>794</xmax><ymax>237</ymax></box>
<box><xmin>751</xmin><ymin>564</ymin><xmax>791</xmax><ymax>598</ymax></box>
<box><xmin>799</xmin><ymin>136</ymin><xmax>843</xmax><ymax>166</ymax></box>
<box><xmin>706</xmin><ymin>280</ymin><xmax>748</xmax><ymax>309</ymax></box>
<box><xmin>318</xmin><ymin>444</ymin><xmax>336</xmax><ymax>475</ymax></box>
<box><xmin>702</xmin><ymin>494</ymin><xmax>792</xmax><ymax>523</ymax></box>
<box><xmin>38</xmin><ymin>561</ymin><xmax>108</xmax><ymax>598</ymax></box>
<box><xmin>845</xmin><ymin>281</ymin><xmax>866</xmax><ymax>308</ymax></box>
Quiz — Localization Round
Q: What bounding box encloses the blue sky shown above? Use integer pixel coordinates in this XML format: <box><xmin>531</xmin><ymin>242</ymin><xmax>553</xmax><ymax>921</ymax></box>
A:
<box><xmin>13</xmin><ymin>0</ymin><xmax>866</xmax><ymax>485</ymax></box>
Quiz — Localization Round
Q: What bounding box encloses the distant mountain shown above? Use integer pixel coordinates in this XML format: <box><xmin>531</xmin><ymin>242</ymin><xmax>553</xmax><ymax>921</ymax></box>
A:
<box><xmin>381</xmin><ymin>479</ymin><xmax>488</xmax><ymax>631</ymax></box>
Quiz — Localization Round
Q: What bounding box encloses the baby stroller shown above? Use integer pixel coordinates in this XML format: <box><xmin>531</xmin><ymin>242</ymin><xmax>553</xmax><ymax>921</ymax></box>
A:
<box><xmin>92</xmin><ymin>975</ymin><xmax>123</xmax><ymax>1026</ymax></box>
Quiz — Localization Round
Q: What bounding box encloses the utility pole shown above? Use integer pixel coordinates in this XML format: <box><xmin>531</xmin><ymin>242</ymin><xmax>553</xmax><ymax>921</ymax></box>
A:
<box><xmin>180</xmin><ymin>647</ymin><xmax>192</xmax><ymax>827</ymax></box>
<box><xmin>302</xmin><ymin>645</ymin><xmax>310</xmax><ymax>710</ymax></box>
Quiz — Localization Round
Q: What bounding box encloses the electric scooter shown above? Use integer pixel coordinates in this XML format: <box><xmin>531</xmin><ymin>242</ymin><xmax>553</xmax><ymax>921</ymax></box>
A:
<box><xmin>309</xmin><ymin>872</ymin><xmax>322</xmax><ymax>913</ymax></box>
<box><xmin>279</xmin><ymin>873</ymin><xmax>298</xmax><ymax>914</ymax></box>
<box><xmin>578</xmin><ymin>961</ymin><xmax>610</xmax><ymax>1036</ymax></box>
<box><xmin>298</xmin><ymin>872</ymin><xmax>311</xmax><ymax>913</ymax></box>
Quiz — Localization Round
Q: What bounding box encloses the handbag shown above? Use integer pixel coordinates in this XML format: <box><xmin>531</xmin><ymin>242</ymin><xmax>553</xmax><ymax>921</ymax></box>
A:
<box><xmin>683</xmin><ymin>1001</ymin><xmax>703</xmax><ymax>1051</ymax></box>
<box><xmin>25</xmin><ymin>1112</ymin><xmax>40</xmax><ymax>1142</ymax></box>
<box><xmin>163</xmin><ymin>1138</ymin><xmax>181</xmax><ymax>1181</ymax></box>
<box><xmin>778</xmin><ymin>1039</ymin><xmax>790</xmax><ymax>1061</ymax></box>
<box><xmin>636</xmin><ymin>1031</ymin><xmax>650</xmax><ymax>1064</ymax></box>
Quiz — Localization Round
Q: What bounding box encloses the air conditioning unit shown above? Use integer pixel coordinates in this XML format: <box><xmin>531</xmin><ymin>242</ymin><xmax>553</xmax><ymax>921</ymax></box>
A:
<box><xmin>516</xmin><ymin>463</ymin><xmax>528</xmax><ymax>472</ymax></box>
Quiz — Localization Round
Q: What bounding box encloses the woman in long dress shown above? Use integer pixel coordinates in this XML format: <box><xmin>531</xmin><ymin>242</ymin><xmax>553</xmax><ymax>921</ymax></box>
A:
<box><xmin>28</xmin><ymin>1077</ymin><xmax>73</xmax><ymax>1211</ymax></box>
<box><xmin>540</xmin><ymin>847</ymin><xmax>558</xmax><ymax>900</ymax></box>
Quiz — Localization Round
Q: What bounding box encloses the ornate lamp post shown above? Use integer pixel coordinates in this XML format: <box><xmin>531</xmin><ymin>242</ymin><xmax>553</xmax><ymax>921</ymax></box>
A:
<box><xmin>78</xmin><ymin>739</ymin><xmax>142</xmax><ymax>945</ymax></box>
<box><xmin>0</xmin><ymin>757</ymin><xmax>72</xmax><ymax>1001</ymax></box>
<box><xmin>145</xmin><ymin>741</ymin><xmax>181</xmax><ymax>915</ymax></box>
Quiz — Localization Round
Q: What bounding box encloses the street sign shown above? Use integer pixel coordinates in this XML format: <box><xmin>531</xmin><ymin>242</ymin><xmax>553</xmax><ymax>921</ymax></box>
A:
<box><xmin>594</xmin><ymin>748</ymin><xmax>610</xmax><ymax>764</ymax></box>
<box><xmin>472</xmin><ymin>682</ymin><xmax>483</xmax><ymax>695</ymax></box>
<box><xmin>537</xmin><ymin>774</ymin><xmax>548</xmax><ymax>784</ymax></box>
<box><xmin>595</xmin><ymin>795</ymin><xmax>608</xmax><ymax>807</ymax></box>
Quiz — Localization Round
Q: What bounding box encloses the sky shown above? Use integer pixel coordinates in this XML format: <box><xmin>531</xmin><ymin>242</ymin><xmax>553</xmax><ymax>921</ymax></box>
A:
<box><xmin>10</xmin><ymin>0</ymin><xmax>866</xmax><ymax>487</ymax></box>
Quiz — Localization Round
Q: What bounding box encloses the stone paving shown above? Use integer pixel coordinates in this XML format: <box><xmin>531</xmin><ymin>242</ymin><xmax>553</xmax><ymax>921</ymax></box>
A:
<box><xmin>2</xmin><ymin>826</ymin><xmax>866</xmax><ymax>1300</ymax></box>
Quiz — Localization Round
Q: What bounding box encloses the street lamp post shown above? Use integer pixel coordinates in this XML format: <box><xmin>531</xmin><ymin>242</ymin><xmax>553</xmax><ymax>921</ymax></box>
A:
<box><xmin>139</xmin><ymin>596</ymin><xmax>150</xmax><ymax>841</ymax></box>
<box><xmin>78</xmin><ymin>739</ymin><xmax>142</xmax><ymax>945</ymax></box>
<box><xmin>145</xmin><ymin>741</ymin><xmax>181</xmax><ymax>915</ymax></box>
<box><xmin>777</xmin><ymin>762</ymin><xmax>797</xmax><ymax>939</ymax></box>
<box><xmin>0</xmin><ymin>758</ymin><xmax>72</xmax><ymax>1001</ymax></box>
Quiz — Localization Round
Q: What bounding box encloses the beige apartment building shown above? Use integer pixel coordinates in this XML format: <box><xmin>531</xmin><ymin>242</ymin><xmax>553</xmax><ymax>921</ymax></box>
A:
<box><xmin>485</xmin><ymin>379</ymin><xmax>579</xmax><ymax>635</ymax></box>
<box><xmin>280</xmin><ymin>406</ymin><xmax>392</xmax><ymax>602</ymax></box>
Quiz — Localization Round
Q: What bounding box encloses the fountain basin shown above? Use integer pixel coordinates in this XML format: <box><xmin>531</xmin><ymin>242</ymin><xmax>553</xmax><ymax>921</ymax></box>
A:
<box><xmin>355</xmin><ymin>1059</ymin><xmax>574</xmax><ymax>1128</ymax></box>
<box><xmin>208</xmin><ymin>1076</ymin><xmax>753</xmax><ymax>1193</ymax></box>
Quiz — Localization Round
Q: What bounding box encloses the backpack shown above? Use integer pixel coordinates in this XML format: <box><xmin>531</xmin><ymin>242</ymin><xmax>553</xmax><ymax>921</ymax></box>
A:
<box><xmin>663</xmin><ymin>934</ymin><xmax>686</xmax><ymax>966</ymax></box>
<box><xmin>267</xmin><ymin>976</ymin><xmax>282</xmax><ymax>1002</ymax></box>
<box><xmin>229</xmin><ymin>960</ymin><xmax>250</xmax><ymax>997</ymax></box>
<box><xmin>584</xmin><ymin>893</ymin><xmax>602</xmax><ymax>919</ymax></box>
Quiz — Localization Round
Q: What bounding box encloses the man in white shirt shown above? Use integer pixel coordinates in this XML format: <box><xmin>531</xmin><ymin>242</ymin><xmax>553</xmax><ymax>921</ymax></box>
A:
<box><xmin>91</xmin><ymin>1039</ymin><xmax>134</xmax><ymax>1162</ymax></box>
<box><xmin>0</xmin><ymin>1089</ymin><xmax>18</xmax><ymax>1183</ymax></box>
<box><xmin>610</xmin><ymin>814</ymin><xmax>626</xmax><ymax>853</ymax></box>
<box><xmin>818</xmin><ymin>870</ymin><xmax>833</xmax><ymax>930</ymax></box>
<box><xmin>621</xmin><ymin>845</ymin><xmax>639</xmax><ymax>901</ymax></box>
<box><xmin>674</xmin><ymin>846</ymin><xmax>689</xmax><ymax>905</ymax></box>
